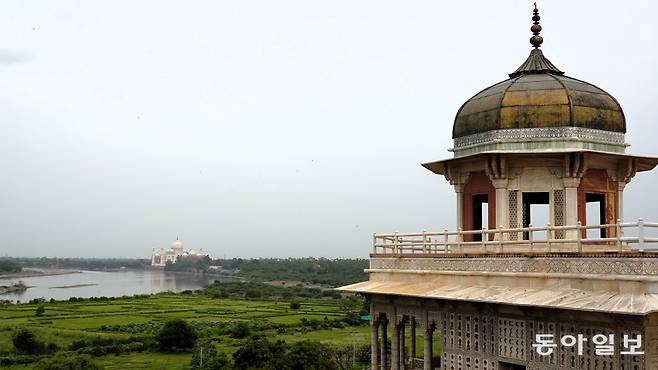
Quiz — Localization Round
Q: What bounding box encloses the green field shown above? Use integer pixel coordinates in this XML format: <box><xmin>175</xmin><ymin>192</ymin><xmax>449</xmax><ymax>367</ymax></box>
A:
<box><xmin>0</xmin><ymin>294</ymin><xmax>371</xmax><ymax>369</ymax></box>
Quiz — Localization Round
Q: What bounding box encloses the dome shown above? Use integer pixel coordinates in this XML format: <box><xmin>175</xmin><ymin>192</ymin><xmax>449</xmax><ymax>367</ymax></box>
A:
<box><xmin>453</xmin><ymin>54</ymin><xmax>625</xmax><ymax>139</ymax></box>
<box><xmin>451</xmin><ymin>5</ymin><xmax>626</xmax><ymax>153</ymax></box>
<box><xmin>171</xmin><ymin>238</ymin><xmax>183</xmax><ymax>249</ymax></box>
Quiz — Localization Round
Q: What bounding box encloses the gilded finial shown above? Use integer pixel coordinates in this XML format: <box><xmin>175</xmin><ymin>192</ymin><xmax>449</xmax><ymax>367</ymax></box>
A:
<box><xmin>530</xmin><ymin>3</ymin><xmax>543</xmax><ymax>48</ymax></box>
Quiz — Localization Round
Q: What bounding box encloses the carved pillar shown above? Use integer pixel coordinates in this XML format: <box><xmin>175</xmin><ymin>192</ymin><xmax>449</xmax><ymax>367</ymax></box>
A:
<box><xmin>446</xmin><ymin>168</ymin><xmax>468</xmax><ymax>233</ymax></box>
<box><xmin>380</xmin><ymin>317</ymin><xmax>388</xmax><ymax>370</ymax></box>
<box><xmin>391</xmin><ymin>321</ymin><xmax>400</xmax><ymax>370</ymax></box>
<box><xmin>399</xmin><ymin>320</ymin><xmax>405</xmax><ymax>370</ymax></box>
<box><xmin>410</xmin><ymin>317</ymin><xmax>416</xmax><ymax>359</ymax></box>
<box><xmin>617</xmin><ymin>182</ymin><xmax>626</xmax><ymax>223</ymax></box>
<box><xmin>618</xmin><ymin>158</ymin><xmax>636</xmax><ymax>224</ymax></box>
<box><xmin>563</xmin><ymin>177</ymin><xmax>581</xmax><ymax>239</ymax></box>
<box><xmin>454</xmin><ymin>183</ymin><xmax>464</xmax><ymax>232</ymax></box>
<box><xmin>423</xmin><ymin>325</ymin><xmax>434</xmax><ymax>370</ymax></box>
<box><xmin>491</xmin><ymin>179</ymin><xmax>509</xmax><ymax>234</ymax></box>
<box><xmin>371</xmin><ymin>310</ymin><xmax>379</xmax><ymax>370</ymax></box>
<box><xmin>563</xmin><ymin>153</ymin><xmax>585</xmax><ymax>239</ymax></box>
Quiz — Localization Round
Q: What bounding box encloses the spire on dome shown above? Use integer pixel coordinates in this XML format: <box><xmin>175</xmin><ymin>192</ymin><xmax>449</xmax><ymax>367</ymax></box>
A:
<box><xmin>509</xmin><ymin>3</ymin><xmax>564</xmax><ymax>78</ymax></box>
<box><xmin>530</xmin><ymin>3</ymin><xmax>543</xmax><ymax>48</ymax></box>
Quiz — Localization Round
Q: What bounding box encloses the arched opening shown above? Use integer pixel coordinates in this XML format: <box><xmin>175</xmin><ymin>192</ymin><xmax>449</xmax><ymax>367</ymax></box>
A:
<box><xmin>472</xmin><ymin>194</ymin><xmax>489</xmax><ymax>241</ymax></box>
<box><xmin>585</xmin><ymin>193</ymin><xmax>606</xmax><ymax>238</ymax></box>
<box><xmin>577</xmin><ymin>169</ymin><xmax>618</xmax><ymax>238</ymax></box>
<box><xmin>462</xmin><ymin>172</ymin><xmax>496</xmax><ymax>241</ymax></box>
<box><xmin>522</xmin><ymin>192</ymin><xmax>550</xmax><ymax>240</ymax></box>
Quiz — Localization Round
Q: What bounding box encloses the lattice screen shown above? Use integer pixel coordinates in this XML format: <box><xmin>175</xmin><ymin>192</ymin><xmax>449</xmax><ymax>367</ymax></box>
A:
<box><xmin>499</xmin><ymin>318</ymin><xmax>526</xmax><ymax>361</ymax></box>
<box><xmin>619</xmin><ymin>328</ymin><xmax>644</xmax><ymax>370</ymax></box>
<box><xmin>482</xmin><ymin>315</ymin><xmax>496</xmax><ymax>356</ymax></box>
<box><xmin>445</xmin><ymin>313</ymin><xmax>456</xmax><ymax>349</ymax></box>
<box><xmin>578</xmin><ymin>326</ymin><xmax>618</xmax><ymax>370</ymax></box>
<box><xmin>438</xmin><ymin>307</ymin><xmax>644</xmax><ymax>370</ymax></box>
<box><xmin>554</xmin><ymin>190</ymin><xmax>565</xmax><ymax>239</ymax></box>
<box><xmin>558</xmin><ymin>322</ymin><xmax>577</xmax><ymax>368</ymax></box>
<box><xmin>528</xmin><ymin>320</ymin><xmax>556</xmax><ymax>366</ymax></box>
<box><xmin>508</xmin><ymin>190</ymin><xmax>519</xmax><ymax>240</ymax></box>
<box><xmin>443</xmin><ymin>352</ymin><xmax>498</xmax><ymax>370</ymax></box>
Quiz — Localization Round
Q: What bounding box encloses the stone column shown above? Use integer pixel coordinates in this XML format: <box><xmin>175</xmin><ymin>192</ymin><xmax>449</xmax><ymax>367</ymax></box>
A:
<box><xmin>380</xmin><ymin>317</ymin><xmax>388</xmax><ymax>370</ymax></box>
<box><xmin>491</xmin><ymin>179</ymin><xmax>509</xmax><ymax>237</ymax></box>
<box><xmin>399</xmin><ymin>320</ymin><xmax>405</xmax><ymax>370</ymax></box>
<box><xmin>423</xmin><ymin>326</ymin><xmax>434</xmax><ymax>370</ymax></box>
<box><xmin>410</xmin><ymin>317</ymin><xmax>416</xmax><ymax>359</ymax></box>
<box><xmin>455</xmin><ymin>184</ymin><xmax>464</xmax><ymax>232</ymax></box>
<box><xmin>617</xmin><ymin>182</ymin><xmax>626</xmax><ymax>223</ymax></box>
<box><xmin>371</xmin><ymin>316</ymin><xmax>379</xmax><ymax>370</ymax></box>
<box><xmin>563</xmin><ymin>177</ymin><xmax>581</xmax><ymax>239</ymax></box>
<box><xmin>391</xmin><ymin>321</ymin><xmax>400</xmax><ymax>370</ymax></box>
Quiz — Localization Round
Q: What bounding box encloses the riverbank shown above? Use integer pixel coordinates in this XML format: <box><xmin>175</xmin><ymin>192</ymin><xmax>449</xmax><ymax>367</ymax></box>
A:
<box><xmin>0</xmin><ymin>268</ymin><xmax>80</xmax><ymax>280</ymax></box>
<box><xmin>49</xmin><ymin>283</ymin><xmax>99</xmax><ymax>289</ymax></box>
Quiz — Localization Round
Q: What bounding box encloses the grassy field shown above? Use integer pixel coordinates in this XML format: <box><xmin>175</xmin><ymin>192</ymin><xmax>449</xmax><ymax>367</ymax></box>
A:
<box><xmin>0</xmin><ymin>294</ymin><xmax>370</xmax><ymax>369</ymax></box>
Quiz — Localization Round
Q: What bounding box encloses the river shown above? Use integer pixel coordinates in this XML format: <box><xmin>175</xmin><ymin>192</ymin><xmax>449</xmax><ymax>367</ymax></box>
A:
<box><xmin>0</xmin><ymin>269</ymin><xmax>234</xmax><ymax>303</ymax></box>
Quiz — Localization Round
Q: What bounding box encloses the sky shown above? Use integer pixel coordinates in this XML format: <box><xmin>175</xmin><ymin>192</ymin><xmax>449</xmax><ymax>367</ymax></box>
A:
<box><xmin>1</xmin><ymin>0</ymin><xmax>657</xmax><ymax>258</ymax></box>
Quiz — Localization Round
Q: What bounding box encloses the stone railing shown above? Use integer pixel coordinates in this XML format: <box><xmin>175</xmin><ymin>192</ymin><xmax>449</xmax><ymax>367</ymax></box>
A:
<box><xmin>373</xmin><ymin>219</ymin><xmax>658</xmax><ymax>255</ymax></box>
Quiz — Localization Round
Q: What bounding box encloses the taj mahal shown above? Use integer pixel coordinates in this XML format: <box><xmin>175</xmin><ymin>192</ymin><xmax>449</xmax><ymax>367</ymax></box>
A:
<box><xmin>150</xmin><ymin>237</ymin><xmax>208</xmax><ymax>267</ymax></box>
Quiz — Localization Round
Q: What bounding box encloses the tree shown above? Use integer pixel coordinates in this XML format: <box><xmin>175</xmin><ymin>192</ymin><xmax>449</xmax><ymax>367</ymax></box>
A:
<box><xmin>244</xmin><ymin>289</ymin><xmax>262</xmax><ymax>299</ymax></box>
<box><xmin>35</xmin><ymin>305</ymin><xmax>45</xmax><ymax>317</ymax></box>
<box><xmin>339</xmin><ymin>295</ymin><xmax>361</xmax><ymax>313</ymax></box>
<box><xmin>36</xmin><ymin>354</ymin><xmax>102</xmax><ymax>370</ymax></box>
<box><xmin>343</xmin><ymin>312</ymin><xmax>362</xmax><ymax>326</ymax></box>
<box><xmin>229</xmin><ymin>322</ymin><xmax>251</xmax><ymax>339</ymax></box>
<box><xmin>157</xmin><ymin>319</ymin><xmax>197</xmax><ymax>351</ymax></box>
<box><xmin>231</xmin><ymin>338</ymin><xmax>336</xmax><ymax>370</ymax></box>
<box><xmin>332</xmin><ymin>344</ymin><xmax>370</xmax><ymax>370</ymax></box>
<box><xmin>289</xmin><ymin>301</ymin><xmax>301</xmax><ymax>310</ymax></box>
<box><xmin>190</xmin><ymin>340</ymin><xmax>231</xmax><ymax>369</ymax></box>
<box><xmin>284</xmin><ymin>340</ymin><xmax>336</xmax><ymax>370</ymax></box>
<box><xmin>12</xmin><ymin>328</ymin><xmax>43</xmax><ymax>354</ymax></box>
<box><xmin>232</xmin><ymin>337</ymin><xmax>286</xmax><ymax>370</ymax></box>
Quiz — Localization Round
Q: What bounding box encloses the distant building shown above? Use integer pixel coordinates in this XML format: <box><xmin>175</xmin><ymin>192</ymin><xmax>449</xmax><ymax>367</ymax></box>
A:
<box><xmin>150</xmin><ymin>237</ymin><xmax>208</xmax><ymax>267</ymax></box>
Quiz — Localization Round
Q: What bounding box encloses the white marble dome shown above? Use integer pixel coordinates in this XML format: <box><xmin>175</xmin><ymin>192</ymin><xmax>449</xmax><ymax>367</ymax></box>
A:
<box><xmin>171</xmin><ymin>238</ymin><xmax>183</xmax><ymax>249</ymax></box>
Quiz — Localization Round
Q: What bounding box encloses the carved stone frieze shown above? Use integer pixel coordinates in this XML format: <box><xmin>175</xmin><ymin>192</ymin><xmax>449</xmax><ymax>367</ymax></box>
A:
<box><xmin>453</xmin><ymin>127</ymin><xmax>627</xmax><ymax>149</ymax></box>
<box><xmin>370</xmin><ymin>257</ymin><xmax>658</xmax><ymax>276</ymax></box>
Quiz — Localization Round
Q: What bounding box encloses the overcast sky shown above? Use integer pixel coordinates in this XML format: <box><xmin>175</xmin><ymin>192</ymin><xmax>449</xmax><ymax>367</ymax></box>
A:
<box><xmin>1</xmin><ymin>0</ymin><xmax>657</xmax><ymax>258</ymax></box>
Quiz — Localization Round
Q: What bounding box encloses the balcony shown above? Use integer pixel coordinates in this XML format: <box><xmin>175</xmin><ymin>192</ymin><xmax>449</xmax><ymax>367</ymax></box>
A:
<box><xmin>372</xmin><ymin>219</ymin><xmax>658</xmax><ymax>255</ymax></box>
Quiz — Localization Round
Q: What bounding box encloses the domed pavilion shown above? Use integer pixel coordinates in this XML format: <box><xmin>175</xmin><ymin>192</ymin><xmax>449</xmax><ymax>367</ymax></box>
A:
<box><xmin>339</xmin><ymin>5</ymin><xmax>658</xmax><ymax>370</ymax></box>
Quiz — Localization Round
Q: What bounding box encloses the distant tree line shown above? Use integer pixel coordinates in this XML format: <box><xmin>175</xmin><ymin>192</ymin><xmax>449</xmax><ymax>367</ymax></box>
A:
<box><xmin>217</xmin><ymin>258</ymin><xmax>368</xmax><ymax>287</ymax></box>
<box><xmin>3</xmin><ymin>257</ymin><xmax>147</xmax><ymax>270</ymax></box>
<box><xmin>0</xmin><ymin>259</ymin><xmax>22</xmax><ymax>273</ymax></box>
<box><xmin>202</xmin><ymin>280</ymin><xmax>344</xmax><ymax>300</ymax></box>
<box><xmin>164</xmin><ymin>256</ymin><xmax>212</xmax><ymax>273</ymax></box>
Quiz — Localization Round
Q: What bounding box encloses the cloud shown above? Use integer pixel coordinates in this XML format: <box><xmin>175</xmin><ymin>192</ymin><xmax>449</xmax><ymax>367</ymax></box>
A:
<box><xmin>0</xmin><ymin>50</ymin><xmax>33</xmax><ymax>65</ymax></box>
